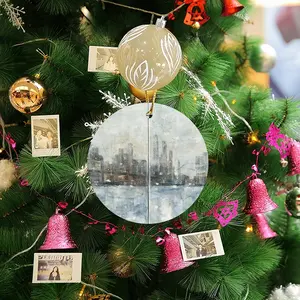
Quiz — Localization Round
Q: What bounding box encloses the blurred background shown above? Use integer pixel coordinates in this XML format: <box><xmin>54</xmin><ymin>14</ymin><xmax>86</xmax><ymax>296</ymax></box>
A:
<box><xmin>245</xmin><ymin>0</ymin><xmax>300</xmax><ymax>99</ymax></box>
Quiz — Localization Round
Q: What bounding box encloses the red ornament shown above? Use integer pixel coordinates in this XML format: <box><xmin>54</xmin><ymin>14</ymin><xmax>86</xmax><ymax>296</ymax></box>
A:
<box><xmin>169</xmin><ymin>0</ymin><xmax>210</xmax><ymax>27</ymax></box>
<box><xmin>253</xmin><ymin>213</ymin><xmax>277</xmax><ymax>239</ymax></box>
<box><xmin>244</xmin><ymin>178</ymin><xmax>278</xmax><ymax>215</ymax></box>
<box><xmin>288</xmin><ymin>141</ymin><xmax>300</xmax><ymax>176</ymax></box>
<box><xmin>221</xmin><ymin>0</ymin><xmax>244</xmax><ymax>17</ymax></box>
<box><xmin>39</xmin><ymin>208</ymin><xmax>77</xmax><ymax>250</ymax></box>
<box><xmin>161</xmin><ymin>232</ymin><xmax>194</xmax><ymax>273</ymax></box>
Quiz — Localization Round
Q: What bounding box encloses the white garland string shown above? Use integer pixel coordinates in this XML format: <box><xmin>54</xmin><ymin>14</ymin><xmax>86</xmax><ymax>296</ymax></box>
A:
<box><xmin>81</xmin><ymin>281</ymin><xmax>124</xmax><ymax>300</ymax></box>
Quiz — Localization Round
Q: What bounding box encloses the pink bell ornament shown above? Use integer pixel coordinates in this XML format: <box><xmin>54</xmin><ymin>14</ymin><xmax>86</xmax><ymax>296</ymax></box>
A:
<box><xmin>39</xmin><ymin>208</ymin><xmax>77</xmax><ymax>250</ymax></box>
<box><xmin>244</xmin><ymin>178</ymin><xmax>278</xmax><ymax>215</ymax></box>
<box><xmin>161</xmin><ymin>232</ymin><xmax>194</xmax><ymax>273</ymax></box>
<box><xmin>288</xmin><ymin>141</ymin><xmax>300</xmax><ymax>176</ymax></box>
<box><xmin>253</xmin><ymin>213</ymin><xmax>277</xmax><ymax>239</ymax></box>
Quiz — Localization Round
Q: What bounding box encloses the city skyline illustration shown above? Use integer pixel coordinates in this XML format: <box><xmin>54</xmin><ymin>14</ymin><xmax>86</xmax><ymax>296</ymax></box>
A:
<box><xmin>88</xmin><ymin>103</ymin><xmax>208</xmax><ymax>223</ymax></box>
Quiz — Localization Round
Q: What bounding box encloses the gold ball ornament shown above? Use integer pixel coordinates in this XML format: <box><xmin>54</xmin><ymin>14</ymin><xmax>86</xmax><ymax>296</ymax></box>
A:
<box><xmin>116</xmin><ymin>19</ymin><xmax>182</xmax><ymax>91</ymax></box>
<box><xmin>9</xmin><ymin>76</ymin><xmax>47</xmax><ymax>114</ymax></box>
<box><xmin>0</xmin><ymin>159</ymin><xmax>17</xmax><ymax>193</ymax></box>
<box><xmin>129</xmin><ymin>84</ymin><xmax>156</xmax><ymax>102</ymax></box>
<box><xmin>108</xmin><ymin>248</ymin><xmax>134</xmax><ymax>278</ymax></box>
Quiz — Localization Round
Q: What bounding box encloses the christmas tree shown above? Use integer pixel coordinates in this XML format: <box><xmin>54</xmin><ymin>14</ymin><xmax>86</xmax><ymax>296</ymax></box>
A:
<box><xmin>1</xmin><ymin>0</ymin><xmax>299</xmax><ymax>299</ymax></box>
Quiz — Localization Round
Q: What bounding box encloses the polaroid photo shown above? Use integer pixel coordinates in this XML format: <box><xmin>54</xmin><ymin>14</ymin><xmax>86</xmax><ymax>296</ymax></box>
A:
<box><xmin>88</xmin><ymin>46</ymin><xmax>119</xmax><ymax>73</ymax></box>
<box><xmin>32</xmin><ymin>253</ymin><xmax>82</xmax><ymax>283</ymax></box>
<box><xmin>31</xmin><ymin>115</ymin><xmax>61</xmax><ymax>157</ymax></box>
<box><xmin>179</xmin><ymin>229</ymin><xmax>225</xmax><ymax>262</ymax></box>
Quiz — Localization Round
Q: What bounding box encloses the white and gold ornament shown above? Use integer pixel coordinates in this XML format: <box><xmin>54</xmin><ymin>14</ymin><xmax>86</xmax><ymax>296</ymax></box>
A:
<box><xmin>116</xmin><ymin>18</ymin><xmax>182</xmax><ymax>91</ymax></box>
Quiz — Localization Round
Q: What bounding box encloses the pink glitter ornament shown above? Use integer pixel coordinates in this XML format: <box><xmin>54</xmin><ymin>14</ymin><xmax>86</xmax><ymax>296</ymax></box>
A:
<box><xmin>161</xmin><ymin>232</ymin><xmax>194</xmax><ymax>273</ymax></box>
<box><xmin>211</xmin><ymin>200</ymin><xmax>239</xmax><ymax>227</ymax></box>
<box><xmin>244</xmin><ymin>178</ymin><xmax>278</xmax><ymax>215</ymax></box>
<box><xmin>253</xmin><ymin>213</ymin><xmax>277</xmax><ymax>239</ymax></box>
<box><xmin>288</xmin><ymin>141</ymin><xmax>300</xmax><ymax>176</ymax></box>
<box><xmin>39</xmin><ymin>208</ymin><xmax>77</xmax><ymax>250</ymax></box>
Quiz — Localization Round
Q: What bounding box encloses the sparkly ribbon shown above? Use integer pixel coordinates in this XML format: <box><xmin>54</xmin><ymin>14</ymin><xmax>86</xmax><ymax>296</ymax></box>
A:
<box><xmin>156</xmin><ymin>227</ymin><xmax>173</xmax><ymax>245</ymax></box>
<box><xmin>168</xmin><ymin>0</ymin><xmax>210</xmax><ymax>26</ymax></box>
<box><xmin>5</xmin><ymin>133</ymin><xmax>16</xmax><ymax>149</ymax></box>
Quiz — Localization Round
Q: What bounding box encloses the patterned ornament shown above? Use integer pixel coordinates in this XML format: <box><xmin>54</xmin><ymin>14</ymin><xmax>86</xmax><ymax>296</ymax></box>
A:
<box><xmin>161</xmin><ymin>232</ymin><xmax>194</xmax><ymax>273</ymax></box>
<box><xmin>285</xmin><ymin>187</ymin><xmax>300</xmax><ymax>218</ymax></box>
<box><xmin>253</xmin><ymin>213</ymin><xmax>277</xmax><ymax>239</ymax></box>
<box><xmin>168</xmin><ymin>0</ymin><xmax>210</xmax><ymax>27</ymax></box>
<box><xmin>9</xmin><ymin>76</ymin><xmax>47</xmax><ymax>114</ymax></box>
<box><xmin>116</xmin><ymin>18</ymin><xmax>182</xmax><ymax>91</ymax></box>
<box><xmin>39</xmin><ymin>208</ymin><xmax>77</xmax><ymax>250</ymax></box>
<box><xmin>221</xmin><ymin>0</ymin><xmax>244</xmax><ymax>17</ymax></box>
<box><xmin>208</xmin><ymin>200</ymin><xmax>239</xmax><ymax>227</ymax></box>
<box><xmin>288</xmin><ymin>141</ymin><xmax>300</xmax><ymax>176</ymax></box>
<box><xmin>244</xmin><ymin>178</ymin><xmax>278</xmax><ymax>215</ymax></box>
<box><xmin>108</xmin><ymin>248</ymin><xmax>134</xmax><ymax>278</ymax></box>
<box><xmin>0</xmin><ymin>159</ymin><xmax>17</xmax><ymax>193</ymax></box>
<box><xmin>88</xmin><ymin>103</ymin><xmax>208</xmax><ymax>224</ymax></box>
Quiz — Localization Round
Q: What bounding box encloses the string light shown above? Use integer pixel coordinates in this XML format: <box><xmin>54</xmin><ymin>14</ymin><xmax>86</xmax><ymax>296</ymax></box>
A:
<box><xmin>246</xmin><ymin>224</ymin><xmax>253</xmax><ymax>233</ymax></box>
<box><xmin>231</xmin><ymin>99</ymin><xmax>237</xmax><ymax>105</ymax></box>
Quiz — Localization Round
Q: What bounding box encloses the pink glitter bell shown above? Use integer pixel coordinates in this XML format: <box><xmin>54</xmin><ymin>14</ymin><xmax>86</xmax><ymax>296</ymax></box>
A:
<box><xmin>161</xmin><ymin>232</ymin><xmax>194</xmax><ymax>273</ymax></box>
<box><xmin>39</xmin><ymin>208</ymin><xmax>77</xmax><ymax>250</ymax></box>
<box><xmin>244</xmin><ymin>178</ymin><xmax>278</xmax><ymax>215</ymax></box>
<box><xmin>288</xmin><ymin>141</ymin><xmax>300</xmax><ymax>176</ymax></box>
<box><xmin>253</xmin><ymin>213</ymin><xmax>277</xmax><ymax>239</ymax></box>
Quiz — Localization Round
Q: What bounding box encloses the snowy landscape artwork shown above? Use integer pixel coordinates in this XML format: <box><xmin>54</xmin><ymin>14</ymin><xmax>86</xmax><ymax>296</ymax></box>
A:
<box><xmin>88</xmin><ymin>103</ymin><xmax>208</xmax><ymax>224</ymax></box>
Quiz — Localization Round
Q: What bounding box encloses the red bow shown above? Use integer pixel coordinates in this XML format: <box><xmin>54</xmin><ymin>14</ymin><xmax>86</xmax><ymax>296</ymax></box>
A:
<box><xmin>169</xmin><ymin>0</ymin><xmax>210</xmax><ymax>26</ymax></box>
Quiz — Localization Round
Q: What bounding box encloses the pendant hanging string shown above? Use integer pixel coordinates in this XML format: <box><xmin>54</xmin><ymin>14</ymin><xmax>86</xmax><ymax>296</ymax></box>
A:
<box><xmin>100</xmin><ymin>0</ymin><xmax>186</xmax><ymax>18</ymax></box>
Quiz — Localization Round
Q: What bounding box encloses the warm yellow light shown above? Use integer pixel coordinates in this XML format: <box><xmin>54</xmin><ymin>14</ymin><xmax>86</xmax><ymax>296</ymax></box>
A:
<box><xmin>231</xmin><ymin>99</ymin><xmax>237</xmax><ymax>105</ymax></box>
<box><xmin>246</xmin><ymin>225</ymin><xmax>253</xmax><ymax>233</ymax></box>
<box><xmin>247</xmin><ymin>130</ymin><xmax>261</xmax><ymax>145</ymax></box>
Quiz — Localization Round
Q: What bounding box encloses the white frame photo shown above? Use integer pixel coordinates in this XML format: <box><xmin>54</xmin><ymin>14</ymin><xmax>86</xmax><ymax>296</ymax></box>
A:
<box><xmin>88</xmin><ymin>46</ymin><xmax>119</xmax><ymax>73</ymax></box>
<box><xmin>178</xmin><ymin>229</ymin><xmax>225</xmax><ymax>262</ymax></box>
<box><xmin>32</xmin><ymin>253</ymin><xmax>82</xmax><ymax>283</ymax></box>
<box><xmin>31</xmin><ymin>114</ymin><xmax>61</xmax><ymax>157</ymax></box>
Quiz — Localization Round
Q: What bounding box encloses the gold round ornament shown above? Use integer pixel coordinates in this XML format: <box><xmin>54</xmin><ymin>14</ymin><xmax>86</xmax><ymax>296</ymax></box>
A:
<box><xmin>9</xmin><ymin>76</ymin><xmax>47</xmax><ymax>114</ymax></box>
<box><xmin>129</xmin><ymin>84</ymin><xmax>156</xmax><ymax>102</ymax></box>
<box><xmin>108</xmin><ymin>248</ymin><xmax>134</xmax><ymax>278</ymax></box>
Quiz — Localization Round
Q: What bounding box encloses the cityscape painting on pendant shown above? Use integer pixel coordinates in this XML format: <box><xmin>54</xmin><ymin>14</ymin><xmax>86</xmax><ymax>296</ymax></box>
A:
<box><xmin>88</xmin><ymin>103</ymin><xmax>208</xmax><ymax>224</ymax></box>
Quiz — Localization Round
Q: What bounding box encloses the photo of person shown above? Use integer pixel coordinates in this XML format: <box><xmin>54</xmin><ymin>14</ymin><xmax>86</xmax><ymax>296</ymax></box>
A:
<box><xmin>31</xmin><ymin>115</ymin><xmax>61</xmax><ymax>157</ymax></box>
<box><xmin>32</xmin><ymin>253</ymin><xmax>82</xmax><ymax>283</ymax></box>
<box><xmin>179</xmin><ymin>230</ymin><xmax>224</xmax><ymax>261</ymax></box>
<box><xmin>88</xmin><ymin>46</ymin><xmax>119</xmax><ymax>73</ymax></box>
<box><xmin>49</xmin><ymin>266</ymin><xmax>60</xmax><ymax>280</ymax></box>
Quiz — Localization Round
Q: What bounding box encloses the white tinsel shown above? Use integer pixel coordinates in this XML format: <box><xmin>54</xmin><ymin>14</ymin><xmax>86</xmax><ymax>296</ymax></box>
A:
<box><xmin>0</xmin><ymin>159</ymin><xmax>16</xmax><ymax>193</ymax></box>
<box><xmin>99</xmin><ymin>90</ymin><xmax>130</xmax><ymax>109</ymax></box>
<box><xmin>0</xmin><ymin>0</ymin><xmax>25</xmax><ymax>32</ymax></box>
<box><xmin>182</xmin><ymin>66</ymin><xmax>234</xmax><ymax>144</ymax></box>
<box><xmin>268</xmin><ymin>284</ymin><xmax>300</xmax><ymax>300</ymax></box>
<box><xmin>84</xmin><ymin>113</ymin><xmax>111</xmax><ymax>136</ymax></box>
